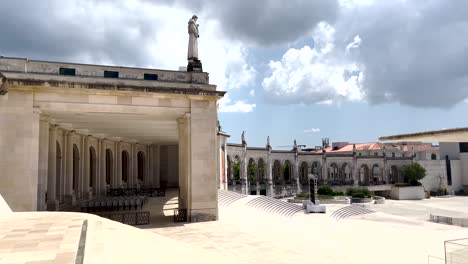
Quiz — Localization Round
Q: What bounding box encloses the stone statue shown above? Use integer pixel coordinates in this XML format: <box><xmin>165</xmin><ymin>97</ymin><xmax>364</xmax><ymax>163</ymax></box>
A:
<box><xmin>241</xmin><ymin>131</ymin><xmax>246</xmax><ymax>145</ymax></box>
<box><xmin>188</xmin><ymin>15</ymin><xmax>199</xmax><ymax>60</ymax></box>
<box><xmin>294</xmin><ymin>139</ymin><xmax>298</xmax><ymax>149</ymax></box>
<box><xmin>267</xmin><ymin>136</ymin><xmax>270</xmax><ymax>146</ymax></box>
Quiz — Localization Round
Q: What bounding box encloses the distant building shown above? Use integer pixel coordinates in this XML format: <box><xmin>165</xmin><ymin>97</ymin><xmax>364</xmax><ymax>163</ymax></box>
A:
<box><xmin>219</xmin><ymin>138</ymin><xmax>452</xmax><ymax>197</ymax></box>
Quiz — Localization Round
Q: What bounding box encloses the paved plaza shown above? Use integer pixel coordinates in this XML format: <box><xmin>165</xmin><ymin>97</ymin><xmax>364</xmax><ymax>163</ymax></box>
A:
<box><xmin>1</xmin><ymin>194</ymin><xmax>468</xmax><ymax>263</ymax></box>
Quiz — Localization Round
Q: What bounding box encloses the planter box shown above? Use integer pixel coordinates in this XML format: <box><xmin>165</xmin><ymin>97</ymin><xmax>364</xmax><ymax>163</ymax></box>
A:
<box><xmin>351</xmin><ymin>197</ymin><xmax>373</xmax><ymax>204</ymax></box>
<box><xmin>391</xmin><ymin>186</ymin><xmax>425</xmax><ymax>200</ymax></box>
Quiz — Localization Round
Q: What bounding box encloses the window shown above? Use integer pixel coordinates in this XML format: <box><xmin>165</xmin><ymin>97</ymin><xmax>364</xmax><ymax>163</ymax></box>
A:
<box><xmin>358</xmin><ymin>153</ymin><xmax>362</xmax><ymax>156</ymax></box>
<box><xmin>104</xmin><ymin>70</ymin><xmax>119</xmax><ymax>78</ymax></box>
<box><xmin>431</xmin><ymin>153</ymin><xmax>437</xmax><ymax>160</ymax></box>
<box><xmin>460</xmin><ymin>143</ymin><xmax>468</xmax><ymax>153</ymax></box>
<box><xmin>374</xmin><ymin>152</ymin><xmax>378</xmax><ymax>156</ymax></box>
<box><xmin>392</xmin><ymin>152</ymin><xmax>395</xmax><ymax>158</ymax></box>
<box><xmin>144</xmin><ymin>73</ymin><xmax>158</xmax><ymax>80</ymax></box>
<box><xmin>59</xmin><ymin>67</ymin><xmax>76</xmax><ymax>76</ymax></box>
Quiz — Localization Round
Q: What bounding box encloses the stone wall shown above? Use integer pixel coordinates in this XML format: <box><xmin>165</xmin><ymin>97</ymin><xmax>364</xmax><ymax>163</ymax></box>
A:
<box><xmin>418</xmin><ymin>160</ymin><xmax>463</xmax><ymax>193</ymax></box>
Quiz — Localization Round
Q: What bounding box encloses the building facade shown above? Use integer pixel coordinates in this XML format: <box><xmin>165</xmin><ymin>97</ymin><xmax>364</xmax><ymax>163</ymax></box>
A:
<box><xmin>220</xmin><ymin>138</ymin><xmax>463</xmax><ymax>197</ymax></box>
<box><xmin>0</xmin><ymin>57</ymin><xmax>224</xmax><ymax>222</ymax></box>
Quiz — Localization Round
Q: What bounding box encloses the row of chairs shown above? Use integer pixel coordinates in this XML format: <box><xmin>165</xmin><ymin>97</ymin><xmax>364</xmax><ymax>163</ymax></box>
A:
<box><xmin>106</xmin><ymin>187</ymin><xmax>165</xmax><ymax>197</ymax></box>
<box><xmin>81</xmin><ymin>196</ymin><xmax>147</xmax><ymax>213</ymax></box>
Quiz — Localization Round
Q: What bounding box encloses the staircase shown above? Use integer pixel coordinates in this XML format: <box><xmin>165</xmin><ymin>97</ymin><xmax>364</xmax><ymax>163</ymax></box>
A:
<box><xmin>218</xmin><ymin>190</ymin><xmax>247</xmax><ymax>207</ymax></box>
<box><xmin>245</xmin><ymin>196</ymin><xmax>303</xmax><ymax>217</ymax></box>
<box><xmin>330</xmin><ymin>205</ymin><xmax>375</xmax><ymax>220</ymax></box>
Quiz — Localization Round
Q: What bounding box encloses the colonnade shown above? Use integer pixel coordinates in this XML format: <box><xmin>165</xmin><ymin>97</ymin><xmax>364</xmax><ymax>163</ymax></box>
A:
<box><xmin>39</xmin><ymin>120</ymin><xmax>162</xmax><ymax>211</ymax></box>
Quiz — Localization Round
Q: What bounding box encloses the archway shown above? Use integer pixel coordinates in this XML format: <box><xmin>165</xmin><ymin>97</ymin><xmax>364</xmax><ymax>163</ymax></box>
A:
<box><xmin>273</xmin><ymin>160</ymin><xmax>281</xmax><ymax>184</ymax></box>
<box><xmin>105</xmin><ymin>149</ymin><xmax>113</xmax><ymax>185</ymax></box>
<box><xmin>227</xmin><ymin>155</ymin><xmax>232</xmax><ymax>182</ymax></box>
<box><xmin>233</xmin><ymin>156</ymin><xmax>240</xmax><ymax>182</ymax></box>
<box><xmin>431</xmin><ymin>153</ymin><xmax>437</xmax><ymax>160</ymax></box>
<box><xmin>283</xmin><ymin>160</ymin><xmax>292</xmax><ymax>184</ymax></box>
<box><xmin>89</xmin><ymin>147</ymin><xmax>97</xmax><ymax>193</ymax></box>
<box><xmin>390</xmin><ymin>165</ymin><xmax>399</xmax><ymax>183</ymax></box>
<box><xmin>312</xmin><ymin>161</ymin><xmax>321</xmax><ymax>179</ymax></box>
<box><xmin>372</xmin><ymin>164</ymin><xmax>381</xmax><ymax>184</ymax></box>
<box><xmin>342</xmin><ymin>163</ymin><xmax>352</xmax><ymax>184</ymax></box>
<box><xmin>72</xmin><ymin>144</ymin><xmax>80</xmax><ymax>194</ymax></box>
<box><xmin>248</xmin><ymin>158</ymin><xmax>256</xmax><ymax>183</ymax></box>
<box><xmin>137</xmin><ymin>151</ymin><xmax>145</xmax><ymax>182</ymax></box>
<box><xmin>360</xmin><ymin>164</ymin><xmax>370</xmax><ymax>185</ymax></box>
<box><xmin>258</xmin><ymin>158</ymin><xmax>265</xmax><ymax>181</ymax></box>
<box><xmin>121</xmin><ymin>150</ymin><xmax>129</xmax><ymax>184</ymax></box>
<box><xmin>329</xmin><ymin>163</ymin><xmax>339</xmax><ymax>181</ymax></box>
<box><xmin>300</xmin><ymin>162</ymin><xmax>309</xmax><ymax>185</ymax></box>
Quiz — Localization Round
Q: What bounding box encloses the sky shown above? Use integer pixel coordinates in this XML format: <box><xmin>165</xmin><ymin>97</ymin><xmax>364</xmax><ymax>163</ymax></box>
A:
<box><xmin>1</xmin><ymin>0</ymin><xmax>468</xmax><ymax>148</ymax></box>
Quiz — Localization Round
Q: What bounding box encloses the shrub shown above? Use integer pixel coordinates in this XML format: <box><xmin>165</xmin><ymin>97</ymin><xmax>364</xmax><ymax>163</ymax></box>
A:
<box><xmin>400</xmin><ymin>163</ymin><xmax>426</xmax><ymax>186</ymax></box>
<box><xmin>351</xmin><ymin>192</ymin><xmax>366</xmax><ymax>198</ymax></box>
<box><xmin>318</xmin><ymin>185</ymin><xmax>334</xmax><ymax>196</ymax></box>
<box><xmin>347</xmin><ymin>188</ymin><xmax>371</xmax><ymax>197</ymax></box>
<box><xmin>394</xmin><ymin>183</ymin><xmax>410</xmax><ymax>187</ymax></box>
<box><xmin>333</xmin><ymin>191</ymin><xmax>344</xmax><ymax>196</ymax></box>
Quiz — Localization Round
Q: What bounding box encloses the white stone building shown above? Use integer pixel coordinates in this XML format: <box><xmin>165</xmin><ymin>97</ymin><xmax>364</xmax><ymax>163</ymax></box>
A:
<box><xmin>0</xmin><ymin>57</ymin><xmax>224</xmax><ymax>222</ymax></box>
<box><xmin>219</xmin><ymin>136</ymin><xmax>462</xmax><ymax>197</ymax></box>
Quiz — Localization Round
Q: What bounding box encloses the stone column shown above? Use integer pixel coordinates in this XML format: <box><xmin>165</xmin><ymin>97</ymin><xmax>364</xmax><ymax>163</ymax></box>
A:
<box><xmin>267</xmin><ymin>148</ymin><xmax>273</xmax><ymax>197</ymax></box>
<box><xmin>65</xmin><ymin>131</ymin><xmax>74</xmax><ymax>202</ymax></box>
<box><xmin>83</xmin><ymin>136</ymin><xmax>90</xmax><ymax>198</ymax></box>
<box><xmin>37</xmin><ymin>117</ymin><xmax>49</xmax><ymax>211</ymax></box>
<box><xmin>114</xmin><ymin>141</ymin><xmax>120</xmax><ymax>188</ymax></box>
<box><xmin>99</xmin><ymin>139</ymin><xmax>106</xmax><ymax>195</ymax></box>
<box><xmin>47</xmin><ymin>125</ymin><xmax>58</xmax><ymax>210</ymax></box>
<box><xmin>294</xmin><ymin>152</ymin><xmax>300</xmax><ymax>195</ymax></box>
<box><xmin>241</xmin><ymin>146</ymin><xmax>248</xmax><ymax>195</ymax></box>
<box><xmin>153</xmin><ymin>144</ymin><xmax>161</xmax><ymax>188</ymax></box>
<box><xmin>178</xmin><ymin>116</ymin><xmax>188</xmax><ymax>209</ymax></box>
<box><xmin>353</xmin><ymin>153</ymin><xmax>359</xmax><ymax>187</ymax></box>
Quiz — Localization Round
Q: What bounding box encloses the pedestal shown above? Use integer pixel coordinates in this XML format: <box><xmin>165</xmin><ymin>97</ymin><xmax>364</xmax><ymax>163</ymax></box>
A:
<box><xmin>187</xmin><ymin>59</ymin><xmax>203</xmax><ymax>72</ymax></box>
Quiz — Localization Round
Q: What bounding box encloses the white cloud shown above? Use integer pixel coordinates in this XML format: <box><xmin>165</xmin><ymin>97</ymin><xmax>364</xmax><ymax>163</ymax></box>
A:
<box><xmin>304</xmin><ymin>128</ymin><xmax>321</xmax><ymax>133</ymax></box>
<box><xmin>249</xmin><ymin>89</ymin><xmax>255</xmax><ymax>96</ymax></box>
<box><xmin>218</xmin><ymin>94</ymin><xmax>256</xmax><ymax>113</ymax></box>
<box><xmin>262</xmin><ymin>22</ymin><xmax>364</xmax><ymax>105</ymax></box>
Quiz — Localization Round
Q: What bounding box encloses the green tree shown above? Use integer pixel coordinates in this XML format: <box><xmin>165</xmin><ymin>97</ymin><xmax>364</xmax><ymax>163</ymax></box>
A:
<box><xmin>401</xmin><ymin>163</ymin><xmax>426</xmax><ymax>186</ymax></box>
<box><xmin>233</xmin><ymin>162</ymin><xmax>240</xmax><ymax>180</ymax></box>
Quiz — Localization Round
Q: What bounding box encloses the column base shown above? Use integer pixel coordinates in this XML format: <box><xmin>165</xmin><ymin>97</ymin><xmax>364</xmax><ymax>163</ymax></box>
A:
<box><xmin>189</xmin><ymin>208</ymin><xmax>218</xmax><ymax>222</ymax></box>
<box><xmin>47</xmin><ymin>200</ymin><xmax>59</xmax><ymax>211</ymax></box>
<box><xmin>64</xmin><ymin>193</ymin><xmax>76</xmax><ymax>205</ymax></box>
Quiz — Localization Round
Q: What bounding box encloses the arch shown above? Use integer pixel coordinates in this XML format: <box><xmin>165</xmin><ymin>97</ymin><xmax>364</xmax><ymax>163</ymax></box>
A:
<box><xmin>372</xmin><ymin>164</ymin><xmax>381</xmax><ymax>185</ymax></box>
<box><xmin>390</xmin><ymin>165</ymin><xmax>399</xmax><ymax>183</ymax></box>
<box><xmin>121</xmin><ymin>150</ymin><xmax>129</xmax><ymax>183</ymax></box>
<box><xmin>328</xmin><ymin>163</ymin><xmax>339</xmax><ymax>181</ymax></box>
<box><xmin>105</xmin><ymin>149</ymin><xmax>113</xmax><ymax>185</ymax></box>
<box><xmin>248</xmin><ymin>158</ymin><xmax>256</xmax><ymax>182</ymax></box>
<box><xmin>227</xmin><ymin>155</ymin><xmax>232</xmax><ymax>180</ymax></box>
<box><xmin>258</xmin><ymin>158</ymin><xmax>265</xmax><ymax>181</ymax></box>
<box><xmin>311</xmin><ymin>161</ymin><xmax>321</xmax><ymax>179</ymax></box>
<box><xmin>89</xmin><ymin>146</ymin><xmax>97</xmax><ymax>189</ymax></box>
<box><xmin>137</xmin><ymin>151</ymin><xmax>145</xmax><ymax>182</ymax></box>
<box><xmin>273</xmin><ymin>160</ymin><xmax>282</xmax><ymax>184</ymax></box>
<box><xmin>342</xmin><ymin>163</ymin><xmax>352</xmax><ymax>182</ymax></box>
<box><xmin>359</xmin><ymin>164</ymin><xmax>370</xmax><ymax>185</ymax></box>
<box><xmin>431</xmin><ymin>153</ymin><xmax>437</xmax><ymax>160</ymax></box>
<box><xmin>72</xmin><ymin>144</ymin><xmax>79</xmax><ymax>192</ymax></box>
<box><xmin>283</xmin><ymin>160</ymin><xmax>292</xmax><ymax>183</ymax></box>
<box><xmin>233</xmin><ymin>155</ymin><xmax>240</xmax><ymax>181</ymax></box>
<box><xmin>56</xmin><ymin>141</ymin><xmax>62</xmax><ymax>201</ymax></box>
<box><xmin>299</xmin><ymin>161</ymin><xmax>309</xmax><ymax>185</ymax></box>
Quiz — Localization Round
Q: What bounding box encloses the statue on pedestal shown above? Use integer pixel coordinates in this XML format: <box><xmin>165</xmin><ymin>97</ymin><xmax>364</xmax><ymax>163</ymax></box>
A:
<box><xmin>187</xmin><ymin>15</ymin><xmax>202</xmax><ymax>72</ymax></box>
<box><xmin>241</xmin><ymin>131</ymin><xmax>246</xmax><ymax>146</ymax></box>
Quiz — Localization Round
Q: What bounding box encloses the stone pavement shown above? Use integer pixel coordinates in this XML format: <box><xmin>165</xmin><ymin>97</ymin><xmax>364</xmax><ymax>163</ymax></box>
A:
<box><xmin>0</xmin><ymin>213</ymin><xmax>86</xmax><ymax>264</ymax></box>
<box><xmin>149</xmin><ymin>195</ymin><xmax>468</xmax><ymax>264</ymax></box>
